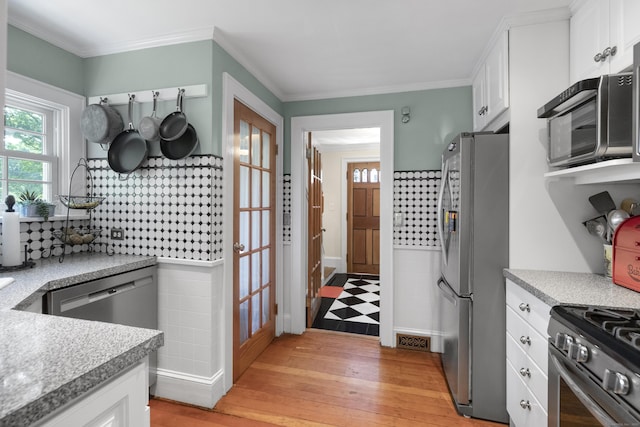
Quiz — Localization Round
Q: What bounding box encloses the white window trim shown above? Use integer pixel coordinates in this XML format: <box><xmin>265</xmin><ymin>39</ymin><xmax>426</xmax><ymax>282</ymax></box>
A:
<box><xmin>3</xmin><ymin>94</ymin><xmax>58</xmax><ymax>201</ymax></box>
<box><xmin>5</xmin><ymin>71</ymin><xmax>86</xmax><ymax>215</ymax></box>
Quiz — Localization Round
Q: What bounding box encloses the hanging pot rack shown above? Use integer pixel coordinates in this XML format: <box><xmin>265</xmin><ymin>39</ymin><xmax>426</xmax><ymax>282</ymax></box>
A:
<box><xmin>87</xmin><ymin>84</ymin><xmax>207</xmax><ymax>106</ymax></box>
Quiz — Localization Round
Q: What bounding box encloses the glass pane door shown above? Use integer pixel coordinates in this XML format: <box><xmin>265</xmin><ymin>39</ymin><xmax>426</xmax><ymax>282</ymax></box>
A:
<box><xmin>233</xmin><ymin>99</ymin><xmax>276</xmax><ymax>382</ymax></box>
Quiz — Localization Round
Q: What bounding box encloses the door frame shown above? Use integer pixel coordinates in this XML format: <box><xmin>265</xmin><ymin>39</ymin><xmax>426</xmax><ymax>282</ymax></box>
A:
<box><xmin>290</xmin><ymin>111</ymin><xmax>394</xmax><ymax>346</ymax></box>
<box><xmin>223</xmin><ymin>73</ymin><xmax>284</xmax><ymax>392</ymax></box>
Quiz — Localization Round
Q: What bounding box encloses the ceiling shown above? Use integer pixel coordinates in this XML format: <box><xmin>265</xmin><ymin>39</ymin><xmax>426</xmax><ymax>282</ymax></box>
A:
<box><xmin>8</xmin><ymin>0</ymin><xmax>571</xmax><ymax>102</ymax></box>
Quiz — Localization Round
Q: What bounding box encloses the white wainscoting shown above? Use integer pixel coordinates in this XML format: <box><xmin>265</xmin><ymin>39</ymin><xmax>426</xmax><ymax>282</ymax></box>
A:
<box><xmin>154</xmin><ymin>260</ymin><xmax>225</xmax><ymax>408</ymax></box>
<box><xmin>392</xmin><ymin>246</ymin><xmax>443</xmax><ymax>352</ymax></box>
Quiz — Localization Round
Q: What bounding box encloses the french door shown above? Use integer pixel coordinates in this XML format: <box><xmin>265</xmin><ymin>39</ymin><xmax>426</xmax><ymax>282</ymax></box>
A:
<box><xmin>306</xmin><ymin>133</ymin><xmax>323</xmax><ymax>327</ymax></box>
<box><xmin>233</xmin><ymin>99</ymin><xmax>276</xmax><ymax>382</ymax></box>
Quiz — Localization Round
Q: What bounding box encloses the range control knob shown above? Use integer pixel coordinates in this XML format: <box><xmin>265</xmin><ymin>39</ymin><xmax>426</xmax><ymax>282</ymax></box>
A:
<box><xmin>568</xmin><ymin>343</ymin><xmax>589</xmax><ymax>363</ymax></box>
<box><xmin>555</xmin><ymin>333</ymin><xmax>574</xmax><ymax>351</ymax></box>
<box><xmin>603</xmin><ymin>369</ymin><xmax>630</xmax><ymax>395</ymax></box>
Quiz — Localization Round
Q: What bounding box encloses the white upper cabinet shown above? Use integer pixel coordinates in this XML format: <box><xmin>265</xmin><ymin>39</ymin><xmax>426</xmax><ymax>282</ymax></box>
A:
<box><xmin>609</xmin><ymin>0</ymin><xmax>640</xmax><ymax>73</ymax></box>
<box><xmin>570</xmin><ymin>0</ymin><xmax>640</xmax><ymax>83</ymax></box>
<box><xmin>472</xmin><ymin>31</ymin><xmax>509</xmax><ymax>131</ymax></box>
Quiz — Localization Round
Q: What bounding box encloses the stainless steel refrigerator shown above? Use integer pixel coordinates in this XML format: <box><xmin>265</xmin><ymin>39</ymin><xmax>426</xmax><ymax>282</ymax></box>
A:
<box><xmin>436</xmin><ymin>132</ymin><xmax>509</xmax><ymax>423</ymax></box>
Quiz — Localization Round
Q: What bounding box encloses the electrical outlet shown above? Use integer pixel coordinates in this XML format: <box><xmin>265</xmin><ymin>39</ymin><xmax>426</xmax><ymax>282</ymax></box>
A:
<box><xmin>111</xmin><ymin>228</ymin><xmax>124</xmax><ymax>240</ymax></box>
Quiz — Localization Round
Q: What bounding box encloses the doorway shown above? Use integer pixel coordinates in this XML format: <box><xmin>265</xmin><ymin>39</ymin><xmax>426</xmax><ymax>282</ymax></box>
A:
<box><xmin>307</xmin><ymin>137</ymin><xmax>381</xmax><ymax>336</ymax></box>
<box><xmin>290</xmin><ymin>111</ymin><xmax>394</xmax><ymax>347</ymax></box>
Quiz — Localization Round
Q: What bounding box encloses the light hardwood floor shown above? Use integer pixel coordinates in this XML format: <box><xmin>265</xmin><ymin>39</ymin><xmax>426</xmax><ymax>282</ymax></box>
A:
<box><xmin>150</xmin><ymin>329</ymin><xmax>505</xmax><ymax>426</ymax></box>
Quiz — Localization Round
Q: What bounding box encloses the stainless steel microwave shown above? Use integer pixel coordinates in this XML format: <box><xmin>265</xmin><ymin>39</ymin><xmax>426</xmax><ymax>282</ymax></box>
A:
<box><xmin>538</xmin><ymin>73</ymin><xmax>633</xmax><ymax>167</ymax></box>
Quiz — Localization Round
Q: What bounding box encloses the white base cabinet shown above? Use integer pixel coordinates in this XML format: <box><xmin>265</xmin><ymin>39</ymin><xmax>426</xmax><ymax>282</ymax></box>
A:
<box><xmin>36</xmin><ymin>359</ymin><xmax>150</xmax><ymax>427</ymax></box>
<box><xmin>506</xmin><ymin>279</ymin><xmax>551</xmax><ymax>427</ymax></box>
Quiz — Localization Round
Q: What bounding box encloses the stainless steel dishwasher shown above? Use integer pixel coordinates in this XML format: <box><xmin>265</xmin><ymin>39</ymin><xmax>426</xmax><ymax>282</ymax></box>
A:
<box><xmin>46</xmin><ymin>265</ymin><xmax>158</xmax><ymax>387</ymax></box>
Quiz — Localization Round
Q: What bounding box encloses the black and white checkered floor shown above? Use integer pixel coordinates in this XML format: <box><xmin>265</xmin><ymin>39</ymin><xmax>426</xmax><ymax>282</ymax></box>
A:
<box><xmin>312</xmin><ymin>274</ymin><xmax>380</xmax><ymax>337</ymax></box>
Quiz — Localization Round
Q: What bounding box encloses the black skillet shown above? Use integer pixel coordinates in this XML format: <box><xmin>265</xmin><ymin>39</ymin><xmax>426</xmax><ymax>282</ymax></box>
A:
<box><xmin>159</xmin><ymin>88</ymin><xmax>188</xmax><ymax>141</ymax></box>
<box><xmin>108</xmin><ymin>94</ymin><xmax>148</xmax><ymax>179</ymax></box>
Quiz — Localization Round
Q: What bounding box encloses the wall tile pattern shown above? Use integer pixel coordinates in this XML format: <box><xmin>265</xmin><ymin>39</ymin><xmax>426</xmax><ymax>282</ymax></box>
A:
<box><xmin>0</xmin><ymin>218</ymin><xmax>92</xmax><ymax>262</ymax></box>
<box><xmin>393</xmin><ymin>170</ymin><xmax>441</xmax><ymax>247</ymax></box>
<box><xmin>283</xmin><ymin>175</ymin><xmax>291</xmax><ymax>242</ymax></box>
<box><xmin>87</xmin><ymin>155</ymin><xmax>223</xmax><ymax>261</ymax></box>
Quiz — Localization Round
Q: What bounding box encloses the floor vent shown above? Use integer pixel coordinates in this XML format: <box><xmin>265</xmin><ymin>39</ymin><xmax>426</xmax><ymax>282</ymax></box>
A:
<box><xmin>396</xmin><ymin>334</ymin><xmax>431</xmax><ymax>352</ymax></box>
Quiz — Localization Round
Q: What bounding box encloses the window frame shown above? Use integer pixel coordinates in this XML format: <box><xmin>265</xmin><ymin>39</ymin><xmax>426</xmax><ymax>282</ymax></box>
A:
<box><xmin>3</xmin><ymin>71</ymin><xmax>86</xmax><ymax>213</ymax></box>
<box><xmin>2</xmin><ymin>93</ymin><xmax>59</xmax><ymax>201</ymax></box>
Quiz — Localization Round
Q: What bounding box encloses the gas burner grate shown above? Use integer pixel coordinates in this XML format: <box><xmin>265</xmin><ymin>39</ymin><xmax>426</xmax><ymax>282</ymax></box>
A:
<box><xmin>615</xmin><ymin>328</ymin><xmax>640</xmax><ymax>349</ymax></box>
<box><xmin>584</xmin><ymin>307</ymin><xmax>638</xmax><ymax>330</ymax></box>
<box><xmin>582</xmin><ymin>307</ymin><xmax>640</xmax><ymax>351</ymax></box>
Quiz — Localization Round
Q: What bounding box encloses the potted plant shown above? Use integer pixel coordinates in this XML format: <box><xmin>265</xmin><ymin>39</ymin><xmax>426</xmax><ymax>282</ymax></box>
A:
<box><xmin>16</xmin><ymin>189</ymin><xmax>56</xmax><ymax>220</ymax></box>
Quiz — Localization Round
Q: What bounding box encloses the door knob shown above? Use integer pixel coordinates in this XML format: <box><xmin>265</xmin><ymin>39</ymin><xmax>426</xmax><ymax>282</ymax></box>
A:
<box><xmin>233</xmin><ymin>242</ymin><xmax>245</xmax><ymax>253</ymax></box>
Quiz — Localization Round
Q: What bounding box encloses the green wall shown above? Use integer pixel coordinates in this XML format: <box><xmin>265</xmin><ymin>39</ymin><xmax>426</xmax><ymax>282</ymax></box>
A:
<box><xmin>83</xmin><ymin>40</ymin><xmax>283</xmax><ymax>158</ymax></box>
<box><xmin>283</xmin><ymin>86</ymin><xmax>472</xmax><ymax>172</ymax></box>
<box><xmin>7</xmin><ymin>24</ymin><xmax>472</xmax><ymax>171</ymax></box>
<box><xmin>7</xmin><ymin>26</ymin><xmax>283</xmax><ymax>158</ymax></box>
<box><xmin>7</xmin><ymin>26</ymin><xmax>84</xmax><ymax>94</ymax></box>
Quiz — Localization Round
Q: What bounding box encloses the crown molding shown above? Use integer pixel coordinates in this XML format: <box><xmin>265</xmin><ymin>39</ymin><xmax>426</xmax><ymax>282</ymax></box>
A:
<box><xmin>282</xmin><ymin>78</ymin><xmax>471</xmax><ymax>102</ymax></box>
<box><xmin>9</xmin><ymin>18</ymin><xmax>215</xmax><ymax>58</ymax></box>
<box><xmin>212</xmin><ymin>28</ymin><xmax>286</xmax><ymax>101</ymax></box>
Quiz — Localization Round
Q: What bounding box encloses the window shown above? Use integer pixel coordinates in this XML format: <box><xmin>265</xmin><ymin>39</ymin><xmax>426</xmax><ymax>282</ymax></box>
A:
<box><xmin>2</xmin><ymin>93</ymin><xmax>59</xmax><ymax>203</ymax></box>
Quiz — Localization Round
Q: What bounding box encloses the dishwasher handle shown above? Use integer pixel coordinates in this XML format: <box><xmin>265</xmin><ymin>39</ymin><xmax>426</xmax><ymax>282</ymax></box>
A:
<box><xmin>60</xmin><ymin>276</ymin><xmax>153</xmax><ymax>313</ymax></box>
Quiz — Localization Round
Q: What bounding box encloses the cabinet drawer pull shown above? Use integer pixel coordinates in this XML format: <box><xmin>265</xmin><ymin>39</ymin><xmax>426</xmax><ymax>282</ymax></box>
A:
<box><xmin>520</xmin><ymin>400</ymin><xmax>531</xmax><ymax>410</ymax></box>
<box><xmin>519</xmin><ymin>368</ymin><xmax>531</xmax><ymax>377</ymax></box>
<box><xmin>520</xmin><ymin>335</ymin><xmax>531</xmax><ymax>346</ymax></box>
<box><xmin>518</xmin><ymin>303</ymin><xmax>530</xmax><ymax>312</ymax></box>
<box><xmin>594</xmin><ymin>46</ymin><xmax>618</xmax><ymax>63</ymax></box>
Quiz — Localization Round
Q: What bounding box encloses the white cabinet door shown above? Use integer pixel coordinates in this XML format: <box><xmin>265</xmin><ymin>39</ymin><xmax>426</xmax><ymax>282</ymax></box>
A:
<box><xmin>471</xmin><ymin>31</ymin><xmax>509</xmax><ymax>131</ymax></box>
<box><xmin>472</xmin><ymin>67</ymin><xmax>486</xmax><ymax>131</ymax></box>
<box><xmin>38</xmin><ymin>360</ymin><xmax>150</xmax><ymax>427</ymax></box>
<box><xmin>570</xmin><ymin>0</ymin><xmax>610</xmax><ymax>83</ymax></box>
<box><xmin>507</xmin><ymin>359</ymin><xmax>548</xmax><ymax>427</ymax></box>
<box><xmin>609</xmin><ymin>0</ymin><xmax>640</xmax><ymax>73</ymax></box>
<box><xmin>484</xmin><ymin>31</ymin><xmax>509</xmax><ymax>125</ymax></box>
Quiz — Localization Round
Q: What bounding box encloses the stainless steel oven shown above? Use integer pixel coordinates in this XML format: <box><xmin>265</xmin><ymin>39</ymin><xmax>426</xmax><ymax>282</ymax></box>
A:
<box><xmin>548</xmin><ymin>306</ymin><xmax>640</xmax><ymax>426</ymax></box>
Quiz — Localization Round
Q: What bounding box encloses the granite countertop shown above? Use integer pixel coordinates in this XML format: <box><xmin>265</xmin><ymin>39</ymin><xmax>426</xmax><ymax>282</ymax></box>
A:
<box><xmin>0</xmin><ymin>253</ymin><xmax>163</xmax><ymax>426</ymax></box>
<box><xmin>504</xmin><ymin>269</ymin><xmax>640</xmax><ymax>309</ymax></box>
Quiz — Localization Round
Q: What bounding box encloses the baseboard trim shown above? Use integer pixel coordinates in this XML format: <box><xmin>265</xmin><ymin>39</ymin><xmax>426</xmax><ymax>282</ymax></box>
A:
<box><xmin>153</xmin><ymin>368</ymin><xmax>225</xmax><ymax>409</ymax></box>
<box><xmin>393</xmin><ymin>327</ymin><xmax>444</xmax><ymax>353</ymax></box>
<box><xmin>322</xmin><ymin>256</ymin><xmax>343</xmax><ymax>272</ymax></box>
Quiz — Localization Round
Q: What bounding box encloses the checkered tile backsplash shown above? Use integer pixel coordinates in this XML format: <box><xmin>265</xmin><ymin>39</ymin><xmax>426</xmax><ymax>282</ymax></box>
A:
<box><xmin>87</xmin><ymin>155</ymin><xmax>223</xmax><ymax>261</ymax></box>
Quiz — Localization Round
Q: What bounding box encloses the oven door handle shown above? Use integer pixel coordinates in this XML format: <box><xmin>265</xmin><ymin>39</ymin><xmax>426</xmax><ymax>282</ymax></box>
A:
<box><xmin>550</xmin><ymin>353</ymin><xmax>617</xmax><ymax>426</ymax></box>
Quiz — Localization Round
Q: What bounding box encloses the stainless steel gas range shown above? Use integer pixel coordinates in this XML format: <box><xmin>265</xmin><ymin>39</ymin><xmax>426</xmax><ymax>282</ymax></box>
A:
<box><xmin>548</xmin><ymin>305</ymin><xmax>640</xmax><ymax>426</ymax></box>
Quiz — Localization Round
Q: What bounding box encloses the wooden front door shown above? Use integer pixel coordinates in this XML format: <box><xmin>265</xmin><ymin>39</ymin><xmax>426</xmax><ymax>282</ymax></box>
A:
<box><xmin>306</xmin><ymin>133</ymin><xmax>323</xmax><ymax>327</ymax></box>
<box><xmin>347</xmin><ymin>162</ymin><xmax>380</xmax><ymax>274</ymax></box>
<box><xmin>233</xmin><ymin>99</ymin><xmax>276</xmax><ymax>382</ymax></box>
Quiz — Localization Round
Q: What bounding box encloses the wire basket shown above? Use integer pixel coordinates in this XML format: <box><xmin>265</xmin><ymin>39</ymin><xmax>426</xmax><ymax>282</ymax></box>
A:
<box><xmin>59</xmin><ymin>195</ymin><xmax>105</xmax><ymax>210</ymax></box>
<box><xmin>53</xmin><ymin>228</ymin><xmax>102</xmax><ymax>245</ymax></box>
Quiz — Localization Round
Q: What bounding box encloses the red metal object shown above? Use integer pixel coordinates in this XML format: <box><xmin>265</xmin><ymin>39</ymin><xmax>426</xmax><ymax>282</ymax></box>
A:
<box><xmin>612</xmin><ymin>215</ymin><xmax>640</xmax><ymax>292</ymax></box>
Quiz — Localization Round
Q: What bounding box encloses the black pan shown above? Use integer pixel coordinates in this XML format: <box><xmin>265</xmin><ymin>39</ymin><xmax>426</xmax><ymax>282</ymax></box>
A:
<box><xmin>160</xmin><ymin>124</ymin><xmax>199</xmax><ymax>160</ymax></box>
<box><xmin>108</xmin><ymin>95</ymin><xmax>148</xmax><ymax>178</ymax></box>
<box><xmin>159</xmin><ymin>89</ymin><xmax>188</xmax><ymax>141</ymax></box>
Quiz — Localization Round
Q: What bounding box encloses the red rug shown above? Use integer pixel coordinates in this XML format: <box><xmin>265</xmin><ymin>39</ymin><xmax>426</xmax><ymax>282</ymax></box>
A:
<box><xmin>319</xmin><ymin>286</ymin><xmax>343</xmax><ymax>299</ymax></box>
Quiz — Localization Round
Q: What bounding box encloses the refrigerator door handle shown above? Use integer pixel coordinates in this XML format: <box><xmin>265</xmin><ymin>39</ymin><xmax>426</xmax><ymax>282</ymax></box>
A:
<box><xmin>437</xmin><ymin>160</ymin><xmax>449</xmax><ymax>265</ymax></box>
<box><xmin>437</xmin><ymin>278</ymin><xmax>457</xmax><ymax>306</ymax></box>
